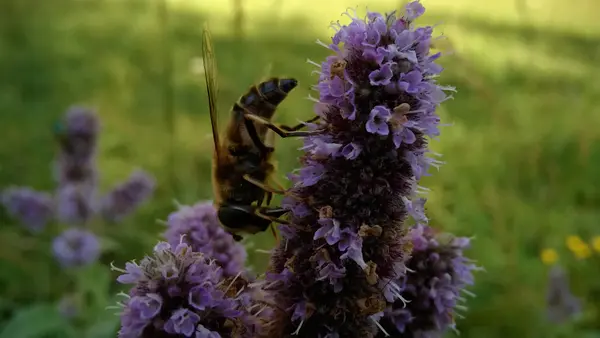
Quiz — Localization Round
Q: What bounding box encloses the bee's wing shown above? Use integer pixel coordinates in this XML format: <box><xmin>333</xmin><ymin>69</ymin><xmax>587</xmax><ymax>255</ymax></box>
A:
<box><xmin>202</xmin><ymin>24</ymin><xmax>221</xmax><ymax>160</ymax></box>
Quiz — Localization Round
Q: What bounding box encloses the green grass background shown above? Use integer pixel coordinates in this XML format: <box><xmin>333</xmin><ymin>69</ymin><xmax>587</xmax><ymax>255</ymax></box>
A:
<box><xmin>1</xmin><ymin>0</ymin><xmax>599</xmax><ymax>337</ymax></box>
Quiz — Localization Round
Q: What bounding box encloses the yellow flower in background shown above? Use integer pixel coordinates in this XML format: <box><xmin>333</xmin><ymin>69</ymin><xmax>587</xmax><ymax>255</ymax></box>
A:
<box><xmin>566</xmin><ymin>235</ymin><xmax>585</xmax><ymax>250</ymax></box>
<box><xmin>574</xmin><ymin>246</ymin><xmax>592</xmax><ymax>259</ymax></box>
<box><xmin>591</xmin><ymin>236</ymin><xmax>600</xmax><ymax>253</ymax></box>
<box><xmin>566</xmin><ymin>235</ymin><xmax>592</xmax><ymax>259</ymax></box>
<box><xmin>541</xmin><ymin>248</ymin><xmax>558</xmax><ymax>265</ymax></box>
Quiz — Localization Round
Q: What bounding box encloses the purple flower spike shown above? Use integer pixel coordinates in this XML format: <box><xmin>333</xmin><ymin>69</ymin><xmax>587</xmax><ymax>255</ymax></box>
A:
<box><xmin>100</xmin><ymin>169</ymin><xmax>155</xmax><ymax>223</ymax></box>
<box><xmin>113</xmin><ymin>241</ymin><xmax>261</xmax><ymax>338</ymax></box>
<box><xmin>53</xmin><ymin>106</ymin><xmax>99</xmax><ymax>187</ymax></box>
<box><xmin>52</xmin><ymin>106</ymin><xmax>99</xmax><ymax>224</ymax></box>
<box><xmin>52</xmin><ymin>228</ymin><xmax>100</xmax><ymax>268</ymax></box>
<box><xmin>261</xmin><ymin>2</ymin><xmax>461</xmax><ymax>337</ymax></box>
<box><xmin>378</xmin><ymin>224</ymin><xmax>480</xmax><ymax>337</ymax></box>
<box><xmin>163</xmin><ymin>201</ymin><xmax>247</xmax><ymax>277</ymax></box>
<box><xmin>1</xmin><ymin>186</ymin><xmax>54</xmax><ymax>233</ymax></box>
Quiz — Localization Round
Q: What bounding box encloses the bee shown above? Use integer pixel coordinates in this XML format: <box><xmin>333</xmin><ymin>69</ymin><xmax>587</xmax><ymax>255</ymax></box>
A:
<box><xmin>201</xmin><ymin>26</ymin><xmax>319</xmax><ymax>241</ymax></box>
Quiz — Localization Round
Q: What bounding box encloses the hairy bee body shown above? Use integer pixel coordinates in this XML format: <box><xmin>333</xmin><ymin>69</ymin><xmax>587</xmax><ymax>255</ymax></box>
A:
<box><xmin>202</xmin><ymin>26</ymin><xmax>310</xmax><ymax>241</ymax></box>
<box><xmin>211</xmin><ymin>78</ymin><xmax>298</xmax><ymax>239</ymax></box>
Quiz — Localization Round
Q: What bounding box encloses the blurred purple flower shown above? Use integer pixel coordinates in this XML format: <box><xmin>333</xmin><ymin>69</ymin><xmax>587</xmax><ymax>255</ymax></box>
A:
<box><xmin>64</xmin><ymin>105</ymin><xmax>100</xmax><ymax>136</ymax></box>
<box><xmin>53</xmin><ymin>106</ymin><xmax>99</xmax><ymax>186</ymax></box>
<box><xmin>113</xmin><ymin>241</ymin><xmax>260</xmax><ymax>338</ymax></box>
<box><xmin>100</xmin><ymin>169</ymin><xmax>155</xmax><ymax>223</ymax></box>
<box><xmin>546</xmin><ymin>265</ymin><xmax>582</xmax><ymax>323</ymax></box>
<box><xmin>378</xmin><ymin>224</ymin><xmax>479</xmax><ymax>337</ymax></box>
<box><xmin>1</xmin><ymin>186</ymin><xmax>54</xmax><ymax>233</ymax></box>
<box><xmin>262</xmin><ymin>2</ymin><xmax>456</xmax><ymax>336</ymax></box>
<box><xmin>55</xmin><ymin>183</ymin><xmax>96</xmax><ymax>225</ymax></box>
<box><xmin>163</xmin><ymin>201</ymin><xmax>247</xmax><ymax>277</ymax></box>
<box><xmin>52</xmin><ymin>106</ymin><xmax>100</xmax><ymax>226</ymax></box>
<box><xmin>57</xmin><ymin>294</ymin><xmax>79</xmax><ymax>319</ymax></box>
<box><xmin>52</xmin><ymin>228</ymin><xmax>100</xmax><ymax>268</ymax></box>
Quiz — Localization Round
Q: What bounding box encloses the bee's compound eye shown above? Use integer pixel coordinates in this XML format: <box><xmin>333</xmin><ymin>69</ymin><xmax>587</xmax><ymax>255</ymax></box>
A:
<box><xmin>278</xmin><ymin>78</ymin><xmax>298</xmax><ymax>94</ymax></box>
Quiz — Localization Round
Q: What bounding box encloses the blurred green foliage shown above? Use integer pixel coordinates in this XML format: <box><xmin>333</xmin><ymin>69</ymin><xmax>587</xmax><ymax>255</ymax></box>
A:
<box><xmin>0</xmin><ymin>0</ymin><xmax>599</xmax><ymax>337</ymax></box>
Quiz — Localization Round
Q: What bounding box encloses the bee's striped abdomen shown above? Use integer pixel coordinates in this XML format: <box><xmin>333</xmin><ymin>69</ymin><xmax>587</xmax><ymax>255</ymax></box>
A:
<box><xmin>233</xmin><ymin>78</ymin><xmax>298</xmax><ymax>119</ymax></box>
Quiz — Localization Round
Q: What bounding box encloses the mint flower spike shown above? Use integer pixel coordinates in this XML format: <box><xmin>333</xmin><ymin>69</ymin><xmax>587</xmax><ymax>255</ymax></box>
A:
<box><xmin>262</xmin><ymin>2</ymin><xmax>456</xmax><ymax>337</ymax></box>
<box><xmin>53</xmin><ymin>106</ymin><xmax>100</xmax><ymax>225</ymax></box>
<box><xmin>52</xmin><ymin>106</ymin><xmax>99</xmax><ymax>186</ymax></box>
<box><xmin>378</xmin><ymin>224</ymin><xmax>480</xmax><ymax>338</ymax></box>
<box><xmin>112</xmin><ymin>241</ymin><xmax>261</xmax><ymax>338</ymax></box>
<box><xmin>163</xmin><ymin>201</ymin><xmax>247</xmax><ymax>278</ymax></box>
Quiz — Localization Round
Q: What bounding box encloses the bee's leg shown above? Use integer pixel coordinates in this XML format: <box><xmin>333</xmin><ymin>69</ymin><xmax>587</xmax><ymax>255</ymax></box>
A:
<box><xmin>280</xmin><ymin>115</ymin><xmax>321</xmax><ymax>131</ymax></box>
<box><xmin>243</xmin><ymin>174</ymin><xmax>287</xmax><ymax>195</ymax></box>
<box><xmin>256</xmin><ymin>207</ymin><xmax>289</xmax><ymax>244</ymax></box>
<box><xmin>265</xmin><ymin>191</ymin><xmax>274</xmax><ymax>206</ymax></box>
<box><xmin>244</xmin><ymin>113</ymin><xmax>322</xmax><ymax>138</ymax></box>
<box><xmin>269</xmin><ymin>224</ymin><xmax>279</xmax><ymax>244</ymax></box>
<box><xmin>270</xmin><ymin>177</ymin><xmax>286</xmax><ymax>192</ymax></box>
<box><xmin>243</xmin><ymin>118</ymin><xmax>274</xmax><ymax>154</ymax></box>
<box><xmin>255</xmin><ymin>207</ymin><xmax>290</xmax><ymax>225</ymax></box>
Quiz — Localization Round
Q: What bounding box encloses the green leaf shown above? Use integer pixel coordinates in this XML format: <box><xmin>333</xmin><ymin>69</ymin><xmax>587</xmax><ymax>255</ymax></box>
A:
<box><xmin>99</xmin><ymin>235</ymin><xmax>120</xmax><ymax>253</ymax></box>
<box><xmin>580</xmin><ymin>331</ymin><xmax>600</xmax><ymax>338</ymax></box>
<box><xmin>84</xmin><ymin>317</ymin><xmax>119</xmax><ymax>338</ymax></box>
<box><xmin>0</xmin><ymin>304</ymin><xmax>69</xmax><ymax>338</ymax></box>
<box><xmin>75</xmin><ymin>263</ymin><xmax>111</xmax><ymax>310</ymax></box>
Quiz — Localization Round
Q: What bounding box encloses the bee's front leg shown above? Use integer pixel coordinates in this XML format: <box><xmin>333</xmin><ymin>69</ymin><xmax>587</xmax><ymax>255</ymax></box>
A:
<box><xmin>244</xmin><ymin>113</ymin><xmax>323</xmax><ymax>138</ymax></box>
<box><xmin>280</xmin><ymin>115</ymin><xmax>321</xmax><ymax>131</ymax></box>
<box><xmin>254</xmin><ymin>206</ymin><xmax>290</xmax><ymax>225</ymax></box>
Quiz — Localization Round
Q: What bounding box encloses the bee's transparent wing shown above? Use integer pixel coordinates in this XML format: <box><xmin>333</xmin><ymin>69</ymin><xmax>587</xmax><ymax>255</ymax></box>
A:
<box><xmin>202</xmin><ymin>24</ymin><xmax>221</xmax><ymax>160</ymax></box>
